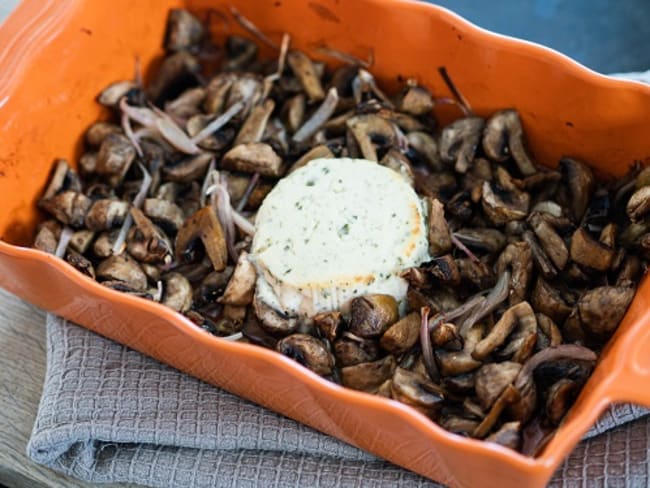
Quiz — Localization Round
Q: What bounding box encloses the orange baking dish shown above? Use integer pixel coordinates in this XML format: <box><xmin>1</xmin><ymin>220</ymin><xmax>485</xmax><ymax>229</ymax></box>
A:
<box><xmin>2</xmin><ymin>1</ymin><xmax>650</xmax><ymax>486</ymax></box>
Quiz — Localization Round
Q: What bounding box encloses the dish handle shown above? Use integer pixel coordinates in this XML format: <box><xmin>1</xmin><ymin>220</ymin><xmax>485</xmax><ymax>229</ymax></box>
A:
<box><xmin>604</xmin><ymin>320</ymin><xmax>650</xmax><ymax>409</ymax></box>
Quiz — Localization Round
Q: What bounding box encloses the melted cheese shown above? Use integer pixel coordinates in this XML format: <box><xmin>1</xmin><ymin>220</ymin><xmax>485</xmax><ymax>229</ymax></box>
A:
<box><xmin>250</xmin><ymin>158</ymin><xmax>430</xmax><ymax>317</ymax></box>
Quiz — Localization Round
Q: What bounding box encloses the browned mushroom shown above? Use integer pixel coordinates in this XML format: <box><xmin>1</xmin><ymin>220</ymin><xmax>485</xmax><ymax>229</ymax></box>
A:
<box><xmin>164</xmin><ymin>8</ymin><xmax>204</xmax><ymax>53</ymax></box>
<box><xmin>380</xmin><ymin>148</ymin><xmax>415</xmax><ymax>185</ymax></box>
<box><xmin>482</xmin><ymin>109</ymin><xmax>537</xmax><ymax>176</ymax></box>
<box><xmin>163</xmin><ymin>153</ymin><xmax>213</xmax><ymax>183</ymax></box>
<box><xmin>576</xmin><ymin>286</ymin><xmax>635</xmax><ymax>337</ymax></box>
<box><xmin>314</xmin><ymin>311</ymin><xmax>342</xmax><ymax>342</ymax></box>
<box><xmin>221</xmin><ymin>251</ymin><xmax>256</xmax><ymax>306</ymax></box>
<box><xmin>284</xmin><ymin>93</ymin><xmax>306</xmax><ymax>133</ymax></box>
<box><xmin>406</xmin><ymin>131</ymin><xmax>442</xmax><ymax>170</ymax></box>
<box><xmin>175</xmin><ymin>206</ymin><xmax>228</xmax><ymax>271</ymax></box>
<box><xmin>485</xmin><ymin>421</ymin><xmax>521</xmax><ymax>450</ymax></box>
<box><xmin>253</xmin><ymin>295</ymin><xmax>299</xmax><ymax>335</ymax></box>
<box><xmin>222</xmin><ymin>143</ymin><xmax>283</xmax><ymax>177</ymax></box>
<box><xmin>428</xmin><ymin>255</ymin><xmax>461</xmax><ymax>285</ymax></box>
<box><xmin>348</xmin><ymin>294</ymin><xmax>399</xmax><ymax>338</ymax></box>
<box><xmin>560</xmin><ymin>158</ymin><xmax>595</xmax><ymax>222</ymax></box>
<box><xmin>340</xmin><ymin>355</ymin><xmax>396</xmax><ymax>392</ymax></box>
<box><xmin>427</xmin><ymin>198</ymin><xmax>452</xmax><ymax>256</ymax></box>
<box><xmin>146</xmin><ymin>51</ymin><xmax>201</xmax><ymax>104</ymax></box>
<box><xmin>481</xmin><ymin>181</ymin><xmax>530</xmax><ymax>226</ymax></box>
<box><xmin>98</xmin><ymin>80</ymin><xmax>139</xmax><ymax>107</ymax></box>
<box><xmin>475</xmin><ymin>361</ymin><xmax>521</xmax><ymax>410</ymax></box>
<box><xmin>126</xmin><ymin>208</ymin><xmax>173</xmax><ymax>263</ymax></box>
<box><xmin>473</xmin><ymin>301</ymin><xmax>537</xmax><ymax>360</ymax></box>
<box><xmin>528</xmin><ymin>213</ymin><xmax>568</xmax><ymax>271</ymax></box>
<box><xmin>436</xmin><ymin>322</ymin><xmax>484</xmax><ymax>376</ymax></box>
<box><xmin>453</xmin><ymin>228</ymin><xmax>506</xmax><ymax>255</ymax></box>
<box><xmin>143</xmin><ymin>198</ymin><xmax>185</xmax><ymax>233</ymax></box>
<box><xmin>96</xmin><ymin>254</ymin><xmax>148</xmax><ymax>291</ymax></box>
<box><xmin>41</xmin><ymin>159</ymin><xmax>81</xmax><ymax>201</ymax></box>
<box><xmin>380</xmin><ymin>312</ymin><xmax>421</xmax><ymax>354</ymax></box>
<box><xmin>95</xmin><ymin>133</ymin><xmax>136</xmax><ymax>187</ymax></box>
<box><xmin>39</xmin><ymin>191</ymin><xmax>92</xmax><ymax>228</ymax></box>
<box><xmin>473</xmin><ymin>384</ymin><xmax>519</xmax><ymax>439</ymax></box>
<box><xmin>346</xmin><ymin>114</ymin><xmax>395</xmax><ymax>162</ymax></box>
<box><xmin>439</xmin><ymin>117</ymin><xmax>484</xmax><ymax>173</ymax></box>
<box><xmin>390</xmin><ymin>367</ymin><xmax>444</xmax><ymax>416</ymax></box>
<box><xmin>569</xmin><ymin>227</ymin><xmax>614</xmax><ymax>271</ymax></box>
<box><xmin>545</xmin><ymin>378</ymin><xmax>579</xmax><ymax>424</ymax></box>
<box><xmin>287</xmin><ymin>50</ymin><xmax>325</xmax><ymax>102</ymax></box>
<box><xmin>536</xmin><ymin>313</ymin><xmax>563</xmax><ymax>350</ymax></box>
<box><xmin>33</xmin><ymin>221</ymin><xmax>60</xmax><ymax>254</ymax></box>
<box><xmin>234</xmin><ymin>98</ymin><xmax>275</xmax><ymax>146</ymax></box>
<box><xmin>64</xmin><ymin>249</ymin><xmax>95</xmax><ymax>278</ymax></box>
<box><xmin>277</xmin><ymin>333</ymin><xmax>334</xmax><ymax>376</ymax></box>
<box><xmin>522</xmin><ymin>231</ymin><xmax>557</xmax><ymax>279</ymax></box>
<box><xmin>161</xmin><ymin>272</ymin><xmax>192</xmax><ymax>312</ymax></box>
<box><xmin>395</xmin><ymin>81</ymin><xmax>434</xmax><ymax>116</ymax></box>
<box><xmin>333</xmin><ymin>333</ymin><xmax>380</xmax><ymax>367</ymax></box>
<box><xmin>530</xmin><ymin>277</ymin><xmax>572</xmax><ymax>324</ymax></box>
<box><xmin>496</xmin><ymin>241</ymin><xmax>533</xmax><ymax>305</ymax></box>
<box><xmin>84</xmin><ymin>199</ymin><xmax>129</xmax><ymax>231</ymax></box>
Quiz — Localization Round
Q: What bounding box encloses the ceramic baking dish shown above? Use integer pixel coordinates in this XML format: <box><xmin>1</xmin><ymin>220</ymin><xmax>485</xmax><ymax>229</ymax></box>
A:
<box><xmin>2</xmin><ymin>0</ymin><xmax>650</xmax><ymax>486</ymax></box>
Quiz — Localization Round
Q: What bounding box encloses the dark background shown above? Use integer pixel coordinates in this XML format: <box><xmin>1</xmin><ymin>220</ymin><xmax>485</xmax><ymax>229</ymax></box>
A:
<box><xmin>429</xmin><ymin>0</ymin><xmax>649</xmax><ymax>73</ymax></box>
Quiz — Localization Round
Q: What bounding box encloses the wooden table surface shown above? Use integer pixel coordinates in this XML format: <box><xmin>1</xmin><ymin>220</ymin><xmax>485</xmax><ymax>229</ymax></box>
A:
<box><xmin>0</xmin><ymin>289</ymin><xmax>138</xmax><ymax>488</ymax></box>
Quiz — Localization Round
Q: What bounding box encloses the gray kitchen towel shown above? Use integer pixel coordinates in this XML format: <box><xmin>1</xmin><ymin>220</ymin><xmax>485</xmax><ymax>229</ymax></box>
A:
<box><xmin>27</xmin><ymin>315</ymin><xmax>650</xmax><ymax>487</ymax></box>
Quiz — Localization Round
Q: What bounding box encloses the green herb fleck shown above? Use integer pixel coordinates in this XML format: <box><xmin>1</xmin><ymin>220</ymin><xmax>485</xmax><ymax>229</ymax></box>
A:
<box><xmin>306</xmin><ymin>180</ymin><xmax>315</xmax><ymax>187</ymax></box>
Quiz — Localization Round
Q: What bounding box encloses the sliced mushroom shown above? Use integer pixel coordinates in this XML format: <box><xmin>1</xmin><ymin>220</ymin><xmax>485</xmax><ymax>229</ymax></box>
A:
<box><xmin>380</xmin><ymin>148</ymin><xmax>414</xmax><ymax>185</ymax></box>
<box><xmin>475</xmin><ymin>361</ymin><xmax>521</xmax><ymax>410</ymax></box>
<box><xmin>146</xmin><ymin>51</ymin><xmax>201</xmax><ymax>104</ymax></box>
<box><xmin>531</xmin><ymin>277</ymin><xmax>572</xmax><ymax>324</ymax></box>
<box><xmin>536</xmin><ymin>313</ymin><xmax>563</xmax><ymax>350</ymax></box>
<box><xmin>396</xmin><ymin>82</ymin><xmax>434</xmax><ymax>116</ymax></box>
<box><xmin>439</xmin><ymin>117</ymin><xmax>485</xmax><ymax>173</ymax></box>
<box><xmin>95</xmin><ymin>133</ymin><xmax>136</xmax><ymax>188</ymax></box>
<box><xmin>288</xmin><ymin>145</ymin><xmax>334</xmax><ymax>174</ymax></box>
<box><xmin>473</xmin><ymin>384</ymin><xmax>519</xmax><ymax>439</ymax></box>
<box><xmin>482</xmin><ymin>109</ymin><xmax>536</xmax><ymax>176</ymax></box>
<box><xmin>406</xmin><ymin>131</ymin><xmax>442</xmax><ymax>170</ymax></box>
<box><xmin>522</xmin><ymin>231</ymin><xmax>557</xmax><ymax>279</ymax></box>
<box><xmin>222</xmin><ymin>36</ymin><xmax>258</xmax><ymax>72</ymax></box>
<box><xmin>221</xmin><ymin>251</ymin><xmax>256</xmax><ymax>306</ymax></box>
<box><xmin>93</xmin><ymin>230</ymin><xmax>118</xmax><ymax>258</ymax></box>
<box><xmin>234</xmin><ymin>98</ymin><xmax>275</xmax><ymax>146</ymax></box>
<box><xmin>161</xmin><ymin>272</ymin><xmax>192</xmax><ymax>312</ymax></box>
<box><xmin>65</xmin><ymin>249</ymin><xmax>95</xmax><ymax>279</ymax></box>
<box><xmin>529</xmin><ymin>214</ymin><xmax>568</xmax><ymax>271</ymax></box>
<box><xmin>431</xmin><ymin>322</ymin><xmax>462</xmax><ymax>350</ymax></box>
<box><xmin>390</xmin><ymin>367</ymin><xmax>444</xmax><ymax>415</ymax></box>
<box><xmin>341</xmin><ymin>355</ymin><xmax>396</xmax><ymax>392</ymax></box>
<box><xmin>126</xmin><ymin>207</ymin><xmax>173</xmax><ymax>263</ymax></box>
<box><xmin>142</xmin><ymin>198</ymin><xmax>185</xmax><ymax>234</ymax></box>
<box><xmin>98</xmin><ymin>80</ymin><xmax>139</xmax><ymax>107</ymax></box>
<box><xmin>164</xmin><ymin>8</ymin><xmax>204</xmax><ymax>53</ymax></box>
<box><xmin>485</xmin><ymin>421</ymin><xmax>521</xmax><ymax>450</ymax></box>
<box><xmin>348</xmin><ymin>294</ymin><xmax>399</xmax><ymax>338</ymax></box>
<box><xmin>560</xmin><ymin>158</ymin><xmax>595</xmax><ymax>222</ymax></box>
<box><xmin>545</xmin><ymin>379</ymin><xmax>579</xmax><ymax>424</ymax></box>
<box><xmin>627</xmin><ymin>185</ymin><xmax>650</xmax><ymax>222</ymax></box>
<box><xmin>380</xmin><ymin>312</ymin><xmax>421</xmax><ymax>354</ymax></box>
<box><xmin>346</xmin><ymin>114</ymin><xmax>395</xmax><ymax>162</ymax></box>
<box><xmin>277</xmin><ymin>333</ymin><xmax>334</xmax><ymax>376</ymax></box>
<box><xmin>222</xmin><ymin>143</ymin><xmax>283</xmax><ymax>177</ymax></box>
<box><xmin>39</xmin><ymin>191</ymin><xmax>92</xmax><ymax>228</ymax></box>
<box><xmin>473</xmin><ymin>302</ymin><xmax>537</xmax><ymax>360</ymax></box>
<box><xmin>70</xmin><ymin>228</ymin><xmax>96</xmax><ymax>253</ymax></box>
<box><xmin>333</xmin><ymin>334</ymin><xmax>380</xmax><ymax>367</ymax></box>
<box><xmin>314</xmin><ymin>311</ymin><xmax>342</xmax><ymax>342</ymax></box>
<box><xmin>175</xmin><ymin>206</ymin><xmax>228</xmax><ymax>271</ymax></box>
<box><xmin>457</xmin><ymin>258</ymin><xmax>495</xmax><ymax>289</ymax></box>
<box><xmin>577</xmin><ymin>286</ymin><xmax>635</xmax><ymax>337</ymax></box>
<box><xmin>616</xmin><ymin>255</ymin><xmax>642</xmax><ymax>287</ymax></box>
<box><xmin>428</xmin><ymin>255</ymin><xmax>461</xmax><ymax>285</ymax></box>
<box><xmin>96</xmin><ymin>254</ymin><xmax>148</xmax><ymax>291</ymax></box>
<box><xmin>223</xmin><ymin>304</ymin><xmax>247</xmax><ymax>324</ymax></box>
<box><xmin>286</xmin><ymin>50</ymin><xmax>325</xmax><ymax>102</ymax></box>
<box><xmin>41</xmin><ymin>159</ymin><xmax>81</xmax><ymax>200</ymax></box>
<box><xmin>453</xmin><ymin>228</ymin><xmax>506</xmax><ymax>255</ymax></box>
<box><xmin>253</xmin><ymin>295</ymin><xmax>299</xmax><ymax>335</ymax></box>
<box><xmin>436</xmin><ymin>322</ymin><xmax>484</xmax><ymax>376</ymax></box>
<box><xmin>496</xmin><ymin>242</ymin><xmax>533</xmax><ymax>305</ymax></box>
<box><xmin>481</xmin><ymin>181</ymin><xmax>530</xmax><ymax>226</ymax></box>
<box><xmin>33</xmin><ymin>221</ymin><xmax>60</xmax><ymax>254</ymax></box>
<box><xmin>568</xmin><ymin>227</ymin><xmax>614</xmax><ymax>271</ymax></box>
<box><xmin>163</xmin><ymin>153</ymin><xmax>213</xmax><ymax>183</ymax></box>
<box><xmin>84</xmin><ymin>199</ymin><xmax>129</xmax><ymax>231</ymax></box>
<box><xmin>427</xmin><ymin>198</ymin><xmax>452</xmax><ymax>256</ymax></box>
<box><xmin>285</xmin><ymin>93</ymin><xmax>306</xmax><ymax>133</ymax></box>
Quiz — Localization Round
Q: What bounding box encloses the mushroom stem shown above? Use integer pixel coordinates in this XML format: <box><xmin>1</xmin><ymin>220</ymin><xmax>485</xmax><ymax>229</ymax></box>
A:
<box><xmin>112</xmin><ymin>163</ymin><xmax>152</xmax><ymax>255</ymax></box>
<box><xmin>420</xmin><ymin>306</ymin><xmax>441</xmax><ymax>382</ymax></box>
<box><xmin>229</xmin><ymin>6</ymin><xmax>279</xmax><ymax>50</ymax></box>
<box><xmin>54</xmin><ymin>226</ymin><xmax>74</xmax><ymax>258</ymax></box>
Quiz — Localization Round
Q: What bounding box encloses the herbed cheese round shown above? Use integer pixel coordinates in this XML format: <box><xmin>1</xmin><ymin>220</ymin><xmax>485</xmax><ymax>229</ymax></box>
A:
<box><xmin>250</xmin><ymin>158</ymin><xmax>430</xmax><ymax>317</ymax></box>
